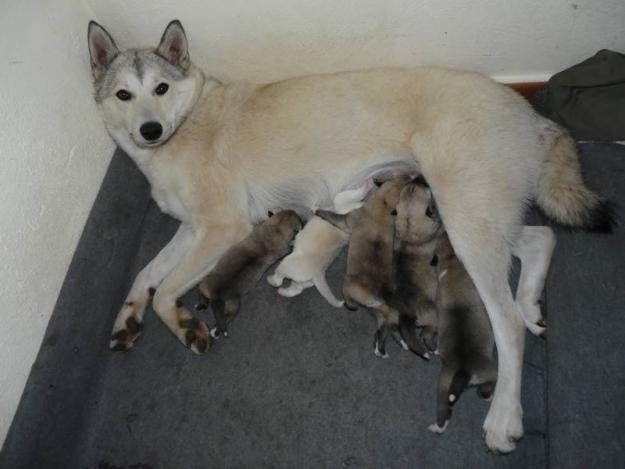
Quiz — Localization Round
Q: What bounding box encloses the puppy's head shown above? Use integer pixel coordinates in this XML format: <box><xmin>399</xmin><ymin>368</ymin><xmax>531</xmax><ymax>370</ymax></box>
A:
<box><xmin>367</xmin><ymin>175</ymin><xmax>411</xmax><ymax>219</ymax></box>
<box><xmin>395</xmin><ymin>175</ymin><xmax>442</xmax><ymax>243</ymax></box>
<box><xmin>265</xmin><ymin>209</ymin><xmax>303</xmax><ymax>245</ymax></box>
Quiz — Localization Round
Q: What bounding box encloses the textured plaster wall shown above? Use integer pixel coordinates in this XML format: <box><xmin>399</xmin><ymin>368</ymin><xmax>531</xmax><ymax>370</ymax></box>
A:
<box><xmin>87</xmin><ymin>0</ymin><xmax>625</xmax><ymax>84</ymax></box>
<box><xmin>0</xmin><ymin>0</ymin><xmax>113</xmax><ymax>446</ymax></box>
<box><xmin>2</xmin><ymin>0</ymin><xmax>624</xmax><ymax>449</ymax></box>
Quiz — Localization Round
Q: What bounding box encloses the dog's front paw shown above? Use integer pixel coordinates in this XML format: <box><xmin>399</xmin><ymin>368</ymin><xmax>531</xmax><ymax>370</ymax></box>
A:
<box><xmin>110</xmin><ymin>304</ymin><xmax>144</xmax><ymax>352</ymax></box>
<box><xmin>178</xmin><ymin>316</ymin><xmax>211</xmax><ymax>354</ymax></box>
<box><xmin>482</xmin><ymin>398</ymin><xmax>524</xmax><ymax>454</ymax></box>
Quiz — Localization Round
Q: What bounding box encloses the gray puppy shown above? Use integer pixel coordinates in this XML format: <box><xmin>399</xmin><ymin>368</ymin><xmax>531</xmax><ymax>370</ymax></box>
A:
<box><xmin>429</xmin><ymin>232</ymin><xmax>497</xmax><ymax>434</ymax></box>
<box><xmin>197</xmin><ymin>210</ymin><xmax>302</xmax><ymax>336</ymax></box>
<box><xmin>383</xmin><ymin>175</ymin><xmax>443</xmax><ymax>360</ymax></box>
<box><xmin>316</xmin><ymin>176</ymin><xmax>411</xmax><ymax>354</ymax></box>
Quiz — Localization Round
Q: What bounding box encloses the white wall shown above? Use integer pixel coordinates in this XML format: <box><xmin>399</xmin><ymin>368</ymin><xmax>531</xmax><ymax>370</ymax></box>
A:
<box><xmin>1</xmin><ymin>0</ymin><xmax>624</xmax><ymax>449</ymax></box>
<box><xmin>0</xmin><ymin>0</ymin><xmax>113</xmax><ymax>446</ymax></box>
<box><xmin>87</xmin><ymin>0</ymin><xmax>625</xmax><ymax>84</ymax></box>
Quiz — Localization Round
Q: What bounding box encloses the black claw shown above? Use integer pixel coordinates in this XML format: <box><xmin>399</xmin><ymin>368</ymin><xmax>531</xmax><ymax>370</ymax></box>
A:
<box><xmin>126</xmin><ymin>317</ymin><xmax>143</xmax><ymax>335</ymax></box>
<box><xmin>111</xmin><ymin>330</ymin><xmax>129</xmax><ymax>342</ymax></box>
<box><xmin>111</xmin><ymin>342</ymin><xmax>128</xmax><ymax>352</ymax></box>
<box><xmin>185</xmin><ymin>329</ymin><xmax>197</xmax><ymax>346</ymax></box>
<box><xmin>179</xmin><ymin>317</ymin><xmax>200</xmax><ymax>329</ymax></box>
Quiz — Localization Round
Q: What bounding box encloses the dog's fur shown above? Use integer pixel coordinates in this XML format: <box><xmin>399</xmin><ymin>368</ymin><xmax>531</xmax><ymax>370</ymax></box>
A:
<box><xmin>387</xmin><ymin>176</ymin><xmax>443</xmax><ymax>359</ymax></box>
<box><xmin>197</xmin><ymin>210</ymin><xmax>301</xmax><ymax>337</ymax></box>
<box><xmin>317</xmin><ymin>177</ymin><xmax>409</xmax><ymax>342</ymax></box>
<box><xmin>267</xmin><ymin>179</ymin><xmax>374</xmax><ymax>306</ymax></box>
<box><xmin>428</xmin><ymin>233</ymin><xmax>498</xmax><ymax>435</ymax></box>
<box><xmin>88</xmin><ymin>20</ymin><xmax>614</xmax><ymax>452</ymax></box>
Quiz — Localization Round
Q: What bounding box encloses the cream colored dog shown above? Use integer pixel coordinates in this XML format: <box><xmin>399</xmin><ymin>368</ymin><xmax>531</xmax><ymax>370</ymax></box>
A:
<box><xmin>88</xmin><ymin>20</ymin><xmax>614</xmax><ymax>453</ymax></box>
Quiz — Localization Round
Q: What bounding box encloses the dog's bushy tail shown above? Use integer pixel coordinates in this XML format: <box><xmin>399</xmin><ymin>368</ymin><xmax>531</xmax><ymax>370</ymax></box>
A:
<box><xmin>536</xmin><ymin>129</ymin><xmax>616</xmax><ymax>232</ymax></box>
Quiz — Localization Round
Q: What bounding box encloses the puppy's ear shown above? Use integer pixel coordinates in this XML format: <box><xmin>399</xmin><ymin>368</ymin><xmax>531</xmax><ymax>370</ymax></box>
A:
<box><xmin>156</xmin><ymin>20</ymin><xmax>190</xmax><ymax>70</ymax></box>
<box><xmin>88</xmin><ymin>21</ymin><xmax>119</xmax><ymax>81</ymax></box>
<box><xmin>413</xmin><ymin>174</ymin><xmax>430</xmax><ymax>188</ymax></box>
<box><xmin>267</xmin><ymin>211</ymin><xmax>274</xmax><ymax>218</ymax></box>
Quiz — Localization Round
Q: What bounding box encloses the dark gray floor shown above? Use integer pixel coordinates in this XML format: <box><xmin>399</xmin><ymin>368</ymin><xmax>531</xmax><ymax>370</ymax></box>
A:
<box><xmin>2</xmin><ymin>143</ymin><xmax>623</xmax><ymax>469</ymax></box>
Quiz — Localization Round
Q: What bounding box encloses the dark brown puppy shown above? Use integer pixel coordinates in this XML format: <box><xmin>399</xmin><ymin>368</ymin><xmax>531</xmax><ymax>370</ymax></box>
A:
<box><xmin>197</xmin><ymin>210</ymin><xmax>302</xmax><ymax>336</ymax></box>
<box><xmin>429</xmin><ymin>232</ymin><xmax>497</xmax><ymax>434</ymax></box>
<box><xmin>384</xmin><ymin>175</ymin><xmax>443</xmax><ymax>360</ymax></box>
<box><xmin>316</xmin><ymin>176</ymin><xmax>410</xmax><ymax>355</ymax></box>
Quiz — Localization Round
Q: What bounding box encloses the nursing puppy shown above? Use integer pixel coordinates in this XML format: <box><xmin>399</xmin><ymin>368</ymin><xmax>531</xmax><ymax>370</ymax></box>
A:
<box><xmin>317</xmin><ymin>176</ymin><xmax>410</xmax><ymax>353</ymax></box>
<box><xmin>197</xmin><ymin>210</ymin><xmax>302</xmax><ymax>336</ymax></box>
<box><xmin>267</xmin><ymin>179</ymin><xmax>374</xmax><ymax>306</ymax></box>
<box><xmin>428</xmin><ymin>232</ymin><xmax>497</xmax><ymax>434</ymax></box>
<box><xmin>383</xmin><ymin>175</ymin><xmax>443</xmax><ymax>360</ymax></box>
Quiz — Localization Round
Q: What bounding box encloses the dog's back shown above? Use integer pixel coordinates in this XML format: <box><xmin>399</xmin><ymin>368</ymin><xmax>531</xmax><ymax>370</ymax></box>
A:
<box><xmin>431</xmin><ymin>233</ymin><xmax>497</xmax><ymax>433</ymax></box>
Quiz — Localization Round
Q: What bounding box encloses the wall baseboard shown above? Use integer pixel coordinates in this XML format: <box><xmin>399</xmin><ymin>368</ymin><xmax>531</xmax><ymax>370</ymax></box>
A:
<box><xmin>506</xmin><ymin>82</ymin><xmax>545</xmax><ymax>102</ymax></box>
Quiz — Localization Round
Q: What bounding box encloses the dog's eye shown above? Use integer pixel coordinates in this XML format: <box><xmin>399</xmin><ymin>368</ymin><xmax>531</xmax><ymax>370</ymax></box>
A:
<box><xmin>115</xmin><ymin>89</ymin><xmax>132</xmax><ymax>101</ymax></box>
<box><xmin>155</xmin><ymin>83</ymin><xmax>169</xmax><ymax>96</ymax></box>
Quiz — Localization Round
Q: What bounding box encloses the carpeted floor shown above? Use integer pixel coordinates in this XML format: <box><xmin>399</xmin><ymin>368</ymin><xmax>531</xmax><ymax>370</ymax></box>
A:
<box><xmin>1</xmin><ymin>143</ymin><xmax>623</xmax><ymax>469</ymax></box>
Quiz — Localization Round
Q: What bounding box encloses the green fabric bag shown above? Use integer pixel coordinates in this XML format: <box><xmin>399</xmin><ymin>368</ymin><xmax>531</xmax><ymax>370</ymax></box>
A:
<box><xmin>534</xmin><ymin>49</ymin><xmax>625</xmax><ymax>141</ymax></box>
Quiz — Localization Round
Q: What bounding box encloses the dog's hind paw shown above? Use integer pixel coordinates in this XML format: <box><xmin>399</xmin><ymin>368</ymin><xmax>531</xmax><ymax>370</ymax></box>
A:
<box><xmin>110</xmin><ymin>315</ymin><xmax>144</xmax><ymax>352</ymax></box>
<box><xmin>482</xmin><ymin>399</ymin><xmax>524</xmax><ymax>454</ymax></box>
<box><xmin>428</xmin><ymin>421</ymin><xmax>448</xmax><ymax>434</ymax></box>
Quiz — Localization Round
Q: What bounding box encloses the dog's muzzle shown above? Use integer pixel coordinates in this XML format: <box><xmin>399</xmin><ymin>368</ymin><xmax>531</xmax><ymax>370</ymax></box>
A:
<box><xmin>140</xmin><ymin>121</ymin><xmax>163</xmax><ymax>142</ymax></box>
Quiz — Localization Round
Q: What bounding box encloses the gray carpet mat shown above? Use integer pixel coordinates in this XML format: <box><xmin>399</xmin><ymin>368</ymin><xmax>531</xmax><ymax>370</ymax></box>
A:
<box><xmin>545</xmin><ymin>142</ymin><xmax>625</xmax><ymax>468</ymax></box>
<box><xmin>3</xmin><ymin>143</ymin><xmax>620</xmax><ymax>468</ymax></box>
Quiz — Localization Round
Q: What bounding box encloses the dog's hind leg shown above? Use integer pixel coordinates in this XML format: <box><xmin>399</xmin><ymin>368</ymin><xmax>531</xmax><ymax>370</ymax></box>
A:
<box><xmin>447</xmin><ymin>229</ymin><xmax>526</xmax><ymax>453</ymax></box>
<box><xmin>511</xmin><ymin>225</ymin><xmax>556</xmax><ymax>336</ymax></box>
<box><xmin>211</xmin><ymin>298</ymin><xmax>241</xmax><ymax>337</ymax></box>
<box><xmin>110</xmin><ymin>224</ymin><xmax>195</xmax><ymax>352</ymax></box>
<box><xmin>152</xmin><ymin>217</ymin><xmax>252</xmax><ymax>354</ymax></box>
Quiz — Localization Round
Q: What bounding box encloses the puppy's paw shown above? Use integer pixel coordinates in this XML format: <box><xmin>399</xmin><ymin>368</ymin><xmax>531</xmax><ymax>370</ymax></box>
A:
<box><xmin>267</xmin><ymin>274</ymin><xmax>283</xmax><ymax>288</ymax></box>
<box><xmin>178</xmin><ymin>316</ymin><xmax>211</xmax><ymax>354</ymax></box>
<box><xmin>110</xmin><ymin>311</ymin><xmax>144</xmax><ymax>352</ymax></box>
<box><xmin>428</xmin><ymin>421</ymin><xmax>448</xmax><ymax>434</ymax></box>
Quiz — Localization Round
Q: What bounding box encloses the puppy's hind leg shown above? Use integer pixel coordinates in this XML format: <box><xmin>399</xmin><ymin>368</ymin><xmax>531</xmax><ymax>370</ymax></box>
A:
<box><xmin>211</xmin><ymin>298</ymin><xmax>241</xmax><ymax>337</ymax></box>
<box><xmin>312</xmin><ymin>273</ymin><xmax>344</xmax><ymax>307</ymax></box>
<box><xmin>429</xmin><ymin>367</ymin><xmax>454</xmax><ymax>434</ymax></box>
<box><xmin>278</xmin><ymin>280</ymin><xmax>312</xmax><ymax>298</ymax></box>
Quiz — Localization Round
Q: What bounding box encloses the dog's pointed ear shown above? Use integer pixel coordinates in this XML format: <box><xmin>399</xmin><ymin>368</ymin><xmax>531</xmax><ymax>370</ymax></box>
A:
<box><xmin>156</xmin><ymin>20</ymin><xmax>190</xmax><ymax>70</ymax></box>
<box><xmin>88</xmin><ymin>21</ymin><xmax>119</xmax><ymax>81</ymax></box>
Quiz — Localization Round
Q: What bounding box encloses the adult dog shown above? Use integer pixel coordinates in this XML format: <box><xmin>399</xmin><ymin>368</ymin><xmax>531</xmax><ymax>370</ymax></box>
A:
<box><xmin>87</xmin><ymin>20</ymin><xmax>613</xmax><ymax>453</ymax></box>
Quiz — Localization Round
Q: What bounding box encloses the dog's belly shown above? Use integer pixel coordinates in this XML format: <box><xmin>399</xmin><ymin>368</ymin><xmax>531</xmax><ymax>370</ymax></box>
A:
<box><xmin>245</xmin><ymin>155</ymin><xmax>418</xmax><ymax>223</ymax></box>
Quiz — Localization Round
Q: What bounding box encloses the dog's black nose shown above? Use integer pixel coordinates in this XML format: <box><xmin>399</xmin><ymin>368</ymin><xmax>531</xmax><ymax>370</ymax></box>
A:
<box><xmin>140</xmin><ymin>121</ymin><xmax>163</xmax><ymax>141</ymax></box>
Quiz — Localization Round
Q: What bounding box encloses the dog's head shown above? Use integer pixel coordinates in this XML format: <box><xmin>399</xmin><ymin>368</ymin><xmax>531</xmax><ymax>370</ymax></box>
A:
<box><xmin>88</xmin><ymin>20</ymin><xmax>204</xmax><ymax>150</ymax></box>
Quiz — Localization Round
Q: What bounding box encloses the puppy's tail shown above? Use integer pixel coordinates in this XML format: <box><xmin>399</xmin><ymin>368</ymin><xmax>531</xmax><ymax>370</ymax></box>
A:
<box><xmin>399</xmin><ymin>315</ymin><xmax>430</xmax><ymax>360</ymax></box>
<box><xmin>312</xmin><ymin>273</ymin><xmax>344</xmax><ymax>308</ymax></box>
<box><xmin>536</xmin><ymin>127</ymin><xmax>616</xmax><ymax>232</ymax></box>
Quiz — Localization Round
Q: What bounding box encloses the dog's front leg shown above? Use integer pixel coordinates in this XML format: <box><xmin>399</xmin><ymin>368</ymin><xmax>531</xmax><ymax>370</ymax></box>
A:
<box><xmin>152</xmin><ymin>219</ymin><xmax>252</xmax><ymax>354</ymax></box>
<box><xmin>110</xmin><ymin>223</ymin><xmax>195</xmax><ymax>351</ymax></box>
